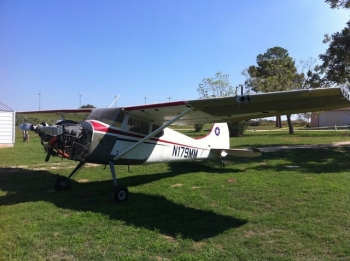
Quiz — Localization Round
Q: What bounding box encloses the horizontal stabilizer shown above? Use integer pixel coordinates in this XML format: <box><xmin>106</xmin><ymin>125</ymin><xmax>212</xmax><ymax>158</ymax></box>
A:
<box><xmin>212</xmin><ymin>147</ymin><xmax>262</xmax><ymax>158</ymax></box>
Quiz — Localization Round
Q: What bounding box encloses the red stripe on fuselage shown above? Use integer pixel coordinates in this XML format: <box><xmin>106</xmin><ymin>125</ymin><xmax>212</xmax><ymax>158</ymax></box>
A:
<box><xmin>88</xmin><ymin>120</ymin><xmax>146</xmax><ymax>138</ymax></box>
<box><xmin>87</xmin><ymin>120</ymin><xmax>203</xmax><ymax>149</ymax></box>
<box><xmin>88</xmin><ymin>120</ymin><xmax>110</xmax><ymax>132</ymax></box>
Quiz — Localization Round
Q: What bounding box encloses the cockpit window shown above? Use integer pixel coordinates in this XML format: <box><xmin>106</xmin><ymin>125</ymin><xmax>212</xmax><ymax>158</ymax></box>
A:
<box><xmin>128</xmin><ymin>117</ymin><xmax>150</xmax><ymax>135</ymax></box>
<box><xmin>86</xmin><ymin>108</ymin><xmax>125</xmax><ymax>128</ymax></box>
<box><xmin>152</xmin><ymin>124</ymin><xmax>164</xmax><ymax>138</ymax></box>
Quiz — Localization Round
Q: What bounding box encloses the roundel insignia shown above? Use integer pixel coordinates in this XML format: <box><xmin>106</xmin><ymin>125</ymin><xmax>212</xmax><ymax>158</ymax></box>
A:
<box><xmin>215</xmin><ymin>126</ymin><xmax>220</xmax><ymax>136</ymax></box>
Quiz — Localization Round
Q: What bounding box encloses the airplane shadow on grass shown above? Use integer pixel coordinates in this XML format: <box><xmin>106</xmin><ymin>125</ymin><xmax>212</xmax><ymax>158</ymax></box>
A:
<box><xmin>1</xmin><ymin>146</ymin><xmax>348</xmax><ymax>240</ymax></box>
<box><xmin>251</xmin><ymin>146</ymin><xmax>350</xmax><ymax>174</ymax></box>
<box><xmin>0</xmin><ymin>163</ymin><xmax>245</xmax><ymax>241</ymax></box>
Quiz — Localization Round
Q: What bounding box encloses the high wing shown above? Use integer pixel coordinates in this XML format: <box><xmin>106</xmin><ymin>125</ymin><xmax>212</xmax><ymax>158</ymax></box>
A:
<box><xmin>17</xmin><ymin>108</ymin><xmax>94</xmax><ymax>122</ymax></box>
<box><xmin>124</xmin><ymin>87</ymin><xmax>350</xmax><ymax>124</ymax></box>
<box><xmin>17</xmin><ymin>87</ymin><xmax>350</xmax><ymax>124</ymax></box>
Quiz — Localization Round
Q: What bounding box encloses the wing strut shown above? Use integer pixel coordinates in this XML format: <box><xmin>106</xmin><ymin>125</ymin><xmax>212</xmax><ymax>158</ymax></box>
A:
<box><xmin>113</xmin><ymin>107</ymin><xmax>192</xmax><ymax>161</ymax></box>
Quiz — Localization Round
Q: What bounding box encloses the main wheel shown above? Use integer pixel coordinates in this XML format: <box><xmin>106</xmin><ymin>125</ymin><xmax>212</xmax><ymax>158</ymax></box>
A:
<box><xmin>113</xmin><ymin>185</ymin><xmax>129</xmax><ymax>202</ymax></box>
<box><xmin>55</xmin><ymin>176</ymin><xmax>71</xmax><ymax>191</ymax></box>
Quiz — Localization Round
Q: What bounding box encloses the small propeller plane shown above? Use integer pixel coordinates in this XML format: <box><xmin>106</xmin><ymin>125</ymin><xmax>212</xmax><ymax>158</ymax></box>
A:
<box><xmin>18</xmin><ymin>87</ymin><xmax>350</xmax><ymax>202</ymax></box>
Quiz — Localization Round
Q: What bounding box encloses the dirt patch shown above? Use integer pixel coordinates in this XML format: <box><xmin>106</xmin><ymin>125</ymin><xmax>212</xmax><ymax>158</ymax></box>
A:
<box><xmin>2</xmin><ymin>162</ymin><xmax>100</xmax><ymax>171</ymax></box>
<box><xmin>170</xmin><ymin>183</ymin><xmax>183</xmax><ymax>188</ymax></box>
<box><xmin>77</xmin><ymin>179</ymin><xmax>89</xmax><ymax>183</ymax></box>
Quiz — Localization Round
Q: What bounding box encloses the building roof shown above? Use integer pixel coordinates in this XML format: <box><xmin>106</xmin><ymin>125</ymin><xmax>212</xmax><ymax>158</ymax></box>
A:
<box><xmin>0</xmin><ymin>102</ymin><xmax>14</xmax><ymax>112</ymax></box>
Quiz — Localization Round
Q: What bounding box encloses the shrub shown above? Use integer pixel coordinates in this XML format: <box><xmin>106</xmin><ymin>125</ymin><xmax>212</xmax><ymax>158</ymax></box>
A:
<box><xmin>228</xmin><ymin>121</ymin><xmax>249</xmax><ymax>137</ymax></box>
<box><xmin>194</xmin><ymin>123</ymin><xmax>204</xmax><ymax>132</ymax></box>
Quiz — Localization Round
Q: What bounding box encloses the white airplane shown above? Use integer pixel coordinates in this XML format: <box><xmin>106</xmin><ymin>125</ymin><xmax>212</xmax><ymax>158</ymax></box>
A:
<box><xmin>18</xmin><ymin>87</ymin><xmax>350</xmax><ymax>202</ymax></box>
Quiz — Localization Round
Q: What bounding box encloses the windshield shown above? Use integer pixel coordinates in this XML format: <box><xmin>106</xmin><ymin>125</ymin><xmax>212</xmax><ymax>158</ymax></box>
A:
<box><xmin>86</xmin><ymin>108</ymin><xmax>125</xmax><ymax>128</ymax></box>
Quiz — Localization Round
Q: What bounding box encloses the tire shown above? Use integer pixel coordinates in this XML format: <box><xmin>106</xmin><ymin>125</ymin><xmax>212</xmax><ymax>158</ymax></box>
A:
<box><xmin>113</xmin><ymin>185</ymin><xmax>129</xmax><ymax>202</ymax></box>
<box><xmin>55</xmin><ymin>176</ymin><xmax>71</xmax><ymax>191</ymax></box>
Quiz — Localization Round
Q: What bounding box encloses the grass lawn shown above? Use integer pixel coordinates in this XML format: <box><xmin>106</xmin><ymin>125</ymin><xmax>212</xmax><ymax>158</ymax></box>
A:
<box><xmin>0</xmin><ymin>129</ymin><xmax>349</xmax><ymax>260</ymax></box>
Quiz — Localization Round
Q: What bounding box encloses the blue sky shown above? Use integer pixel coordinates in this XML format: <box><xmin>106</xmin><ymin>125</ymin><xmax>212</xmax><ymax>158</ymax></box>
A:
<box><xmin>1</xmin><ymin>0</ymin><xmax>349</xmax><ymax>111</ymax></box>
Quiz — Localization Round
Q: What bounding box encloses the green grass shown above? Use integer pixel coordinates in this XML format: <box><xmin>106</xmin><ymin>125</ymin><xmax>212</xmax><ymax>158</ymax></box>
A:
<box><xmin>231</xmin><ymin>130</ymin><xmax>350</xmax><ymax>147</ymax></box>
<box><xmin>0</xmin><ymin>130</ymin><xmax>350</xmax><ymax>260</ymax></box>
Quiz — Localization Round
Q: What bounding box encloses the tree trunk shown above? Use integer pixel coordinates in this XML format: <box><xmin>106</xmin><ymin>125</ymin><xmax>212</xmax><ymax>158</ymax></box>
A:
<box><xmin>276</xmin><ymin>116</ymin><xmax>282</xmax><ymax>128</ymax></box>
<box><xmin>286</xmin><ymin>114</ymin><xmax>294</xmax><ymax>134</ymax></box>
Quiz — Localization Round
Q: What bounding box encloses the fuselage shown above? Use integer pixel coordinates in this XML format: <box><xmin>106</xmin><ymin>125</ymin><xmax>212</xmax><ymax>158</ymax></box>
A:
<box><xmin>30</xmin><ymin>107</ymin><xmax>229</xmax><ymax>166</ymax></box>
<box><xmin>84</xmin><ymin>119</ymin><xmax>214</xmax><ymax>165</ymax></box>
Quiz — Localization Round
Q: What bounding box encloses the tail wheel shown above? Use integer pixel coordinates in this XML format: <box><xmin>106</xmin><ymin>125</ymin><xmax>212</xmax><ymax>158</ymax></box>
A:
<box><xmin>55</xmin><ymin>176</ymin><xmax>71</xmax><ymax>191</ymax></box>
<box><xmin>113</xmin><ymin>185</ymin><xmax>129</xmax><ymax>202</ymax></box>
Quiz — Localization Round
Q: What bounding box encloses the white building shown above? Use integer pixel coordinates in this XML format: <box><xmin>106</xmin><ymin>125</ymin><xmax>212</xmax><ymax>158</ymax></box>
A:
<box><xmin>0</xmin><ymin>102</ymin><xmax>15</xmax><ymax>148</ymax></box>
<box><xmin>311</xmin><ymin>108</ymin><xmax>350</xmax><ymax>127</ymax></box>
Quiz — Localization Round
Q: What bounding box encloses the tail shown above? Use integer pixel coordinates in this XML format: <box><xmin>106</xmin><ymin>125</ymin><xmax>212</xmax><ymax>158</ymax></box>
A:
<box><xmin>196</xmin><ymin>123</ymin><xmax>230</xmax><ymax>149</ymax></box>
<box><xmin>198</xmin><ymin>123</ymin><xmax>262</xmax><ymax>159</ymax></box>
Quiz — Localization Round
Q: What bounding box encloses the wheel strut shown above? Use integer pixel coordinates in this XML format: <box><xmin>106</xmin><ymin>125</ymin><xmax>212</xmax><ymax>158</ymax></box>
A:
<box><xmin>54</xmin><ymin>161</ymin><xmax>86</xmax><ymax>191</ymax></box>
<box><xmin>109</xmin><ymin>161</ymin><xmax>129</xmax><ymax>202</ymax></box>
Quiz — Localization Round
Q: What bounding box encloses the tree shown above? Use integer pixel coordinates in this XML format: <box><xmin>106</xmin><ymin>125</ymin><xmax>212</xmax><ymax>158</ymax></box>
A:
<box><xmin>325</xmin><ymin>0</ymin><xmax>350</xmax><ymax>9</ymax></box>
<box><xmin>198</xmin><ymin>72</ymin><xmax>248</xmax><ymax>137</ymax></box>
<box><xmin>299</xmin><ymin>57</ymin><xmax>322</xmax><ymax>88</ymax></box>
<box><xmin>81</xmin><ymin>104</ymin><xmax>95</xmax><ymax>108</ymax></box>
<box><xmin>318</xmin><ymin>21</ymin><xmax>350</xmax><ymax>84</ymax></box>
<box><xmin>245</xmin><ymin>47</ymin><xmax>304</xmax><ymax>93</ymax></box>
<box><xmin>244</xmin><ymin>47</ymin><xmax>304</xmax><ymax>133</ymax></box>
<box><xmin>198</xmin><ymin>72</ymin><xmax>235</xmax><ymax>98</ymax></box>
<box><xmin>314</xmin><ymin>1</ymin><xmax>350</xmax><ymax>84</ymax></box>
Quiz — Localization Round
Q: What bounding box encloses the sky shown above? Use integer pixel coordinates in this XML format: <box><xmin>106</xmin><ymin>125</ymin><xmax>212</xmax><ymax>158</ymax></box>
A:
<box><xmin>1</xmin><ymin>0</ymin><xmax>349</xmax><ymax>111</ymax></box>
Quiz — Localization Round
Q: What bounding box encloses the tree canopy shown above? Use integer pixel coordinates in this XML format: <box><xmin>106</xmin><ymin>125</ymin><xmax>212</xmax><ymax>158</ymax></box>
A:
<box><xmin>325</xmin><ymin>0</ymin><xmax>350</xmax><ymax>9</ymax></box>
<box><xmin>312</xmin><ymin>0</ymin><xmax>350</xmax><ymax>85</ymax></box>
<box><xmin>80</xmin><ymin>104</ymin><xmax>95</xmax><ymax>108</ymax></box>
<box><xmin>244</xmin><ymin>46</ymin><xmax>303</xmax><ymax>133</ymax></box>
<box><xmin>197</xmin><ymin>72</ymin><xmax>235</xmax><ymax>98</ymax></box>
<box><xmin>317</xmin><ymin>20</ymin><xmax>350</xmax><ymax>84</ymax></box>
<box><xmin>245</xmin><ymin>47</ymin><xmax>304</xmax><ymax>93</ymax></box>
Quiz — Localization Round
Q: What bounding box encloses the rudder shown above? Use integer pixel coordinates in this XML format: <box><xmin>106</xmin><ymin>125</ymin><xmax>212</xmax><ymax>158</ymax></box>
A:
<box><xmin>196</xmin><ymin>123</ymin><xmax>230</xmax><ymax>149</ymax></box>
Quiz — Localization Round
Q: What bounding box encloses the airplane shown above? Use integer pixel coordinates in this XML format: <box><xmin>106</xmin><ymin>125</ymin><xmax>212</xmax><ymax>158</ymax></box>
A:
<box><xmin>17</xmin><ymin>87</ymin><xmax>350</xmax><ymax>203</ymax></box>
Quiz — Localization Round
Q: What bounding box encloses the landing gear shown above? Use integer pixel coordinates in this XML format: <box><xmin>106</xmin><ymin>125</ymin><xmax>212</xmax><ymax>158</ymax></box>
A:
<box><xmin>54</xmin><ymin>161</ymin><xmax>85</xmax><ymax>191</ymax></box>
<box><xmin>221</xmin><ymin>156</ymin><xmax>227</xmax><ymax>167</ymax></box>
<box><xmin>109</xmin><ymin>161</ymin><xmax>129</xmax><ymax>203</ymax></box>
<box><xmin>55</xmin><ymin>176</ymin><xmax>71</xmax><ymax>191</ymax></box>
<box><xmin>54</xmin><ymin>160</ymin><xmax>129</xmax><ymax>203</ymax></box>
<box><xmin>113</xmin><ymin>185</ymin><xmax>129</xmax><ymax>202</ymax></box>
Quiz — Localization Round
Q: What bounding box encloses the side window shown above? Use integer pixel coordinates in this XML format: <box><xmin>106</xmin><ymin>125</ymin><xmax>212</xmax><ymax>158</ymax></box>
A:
<box><xmin>128</xmin><ymin>118</ymin><xmax>150</xmax><ymax>135</ymax></box>
<box><xmin>152</xmin><ymin>124</ymin><xmax>164</xmax><ymax>138</ymax></box>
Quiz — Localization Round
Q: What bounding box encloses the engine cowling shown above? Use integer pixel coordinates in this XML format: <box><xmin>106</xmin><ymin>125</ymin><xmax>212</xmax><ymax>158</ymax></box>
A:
<box><xmin>20</xmin><ymin>121</ymin><xmax>93</xmax><ymax>162</ymax></box>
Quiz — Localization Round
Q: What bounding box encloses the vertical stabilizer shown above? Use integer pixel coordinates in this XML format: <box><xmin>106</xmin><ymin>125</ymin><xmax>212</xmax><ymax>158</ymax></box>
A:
<box><xmin>196</xmin><ymin>123</ymin><xmax>230</xmax><ymax>149</ymax></box>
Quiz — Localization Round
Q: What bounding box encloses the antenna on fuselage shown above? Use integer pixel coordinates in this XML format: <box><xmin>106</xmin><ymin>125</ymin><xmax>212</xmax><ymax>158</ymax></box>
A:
<box><xmin>109</xmin><ymin>95</ymin><xmax>120</xmax><ymax>108</ymax></box>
